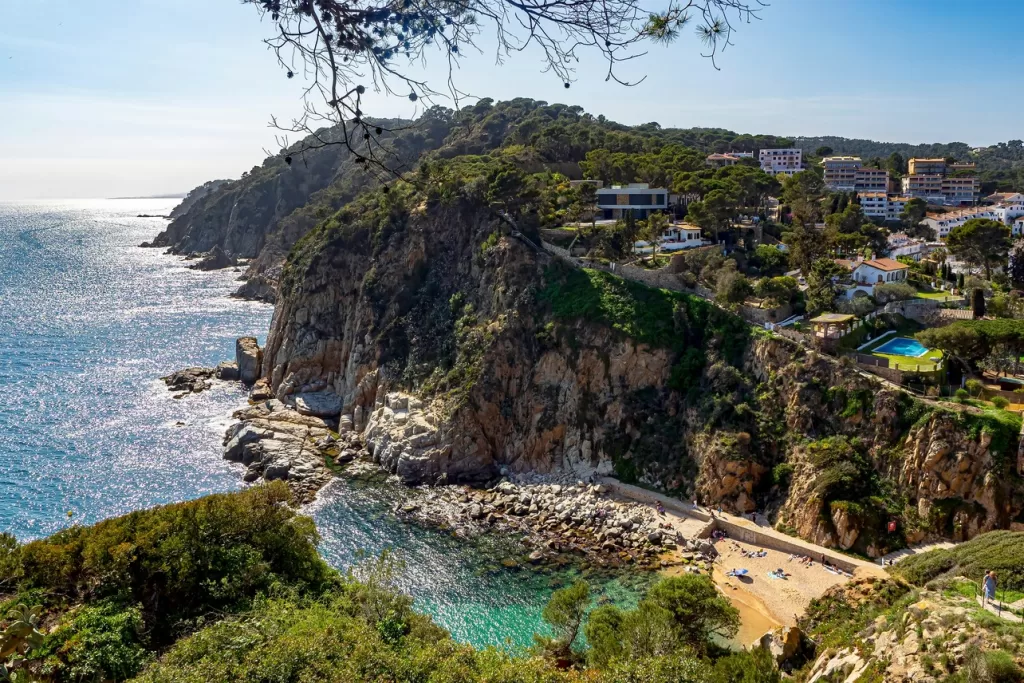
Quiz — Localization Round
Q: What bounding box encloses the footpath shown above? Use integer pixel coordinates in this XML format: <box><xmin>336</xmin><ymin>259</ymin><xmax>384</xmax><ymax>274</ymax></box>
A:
<box><xmin>976</xmin><ymin>596</ymin><xmax>1023</xmax><ymax>623</ymax></box>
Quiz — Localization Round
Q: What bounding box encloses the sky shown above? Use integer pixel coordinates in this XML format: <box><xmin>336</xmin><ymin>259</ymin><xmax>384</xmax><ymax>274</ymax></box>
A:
<box><xmin>2</xmin><ymin>0</ymin><xmax>1023</xmax><ymax>199</ymax></box>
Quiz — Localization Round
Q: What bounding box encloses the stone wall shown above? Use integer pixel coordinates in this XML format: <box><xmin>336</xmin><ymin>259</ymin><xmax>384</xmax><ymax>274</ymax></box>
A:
<box><xmin>599</xmin><ymin>477</ymin><xmax>868</xmax><ymax>574</ymax></box>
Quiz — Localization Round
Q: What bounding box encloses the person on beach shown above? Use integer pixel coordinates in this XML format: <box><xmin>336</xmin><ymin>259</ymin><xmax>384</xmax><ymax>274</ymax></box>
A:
<box><xmin>983</xmin><ymin>571</ymin><xmax>997</xmax><ymax>606</ymax></box>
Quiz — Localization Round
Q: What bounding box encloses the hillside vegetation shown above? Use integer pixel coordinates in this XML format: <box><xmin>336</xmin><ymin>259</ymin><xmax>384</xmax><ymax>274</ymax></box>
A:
<box><xmin>894</xmin><ymin>531</ymin><xmax>1024</xmax><ymax>589</ymax></box>
<box><xmin>0</xmin><ymin>486</ymin><xmax>780</xmax><ymax>682</ymax></box>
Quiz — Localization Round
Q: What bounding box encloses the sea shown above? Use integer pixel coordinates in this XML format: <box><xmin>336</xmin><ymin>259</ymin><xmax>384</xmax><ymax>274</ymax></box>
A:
<box><xmin>0</xmin><ymin>198</ymin><xmax>647</xmax><ymax>648</ymax></box>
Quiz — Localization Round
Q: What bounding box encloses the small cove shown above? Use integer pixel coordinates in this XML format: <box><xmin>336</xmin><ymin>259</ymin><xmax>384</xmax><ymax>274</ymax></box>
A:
<box><xmin>0</xmin><ymin>199</ymin><xmax>651</xmax><ymax>649</ymax></box>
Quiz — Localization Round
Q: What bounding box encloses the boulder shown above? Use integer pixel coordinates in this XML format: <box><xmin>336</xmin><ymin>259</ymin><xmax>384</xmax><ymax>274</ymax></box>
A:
<box><xmin>223</xmin><ymin>425</ymin><xmax>273</xmax><ymax>461</ymax></box>
<box><xmin>188</xmin><ymin>245</ymin><xmax>236</xmax><ymax>271</ymax></box>
<box><xmin>289</xmin><ymin>391</ymin><xmax>342</xmax><ymax>417</ymax></box>
<box><xmin>755</xmin><ymin>626</ymin><xmax>808</xmax><ymax>665</ymax></box>
<box><xmin>236</xmin><ymin>337</ymin><xmax>263</xmax><ymax>385</ymax></box>
<box><xmin>161</xmin><ymin>367</ymin><xmax>215</xmax><ymax>394</ymax></box>
<box><xmin>215</xmin><ymin>361</ymin><xmax>240</xmax><ymax>381</ymax></box>
<box><xmin>264</xmin><ymin>461</ymin><xmax>290</xmax><ymax>480</ymax></box>
<box><xmin>249</xmin><ymin>378</ymin><xmax>273</xmax><ymax>401</ymax></box>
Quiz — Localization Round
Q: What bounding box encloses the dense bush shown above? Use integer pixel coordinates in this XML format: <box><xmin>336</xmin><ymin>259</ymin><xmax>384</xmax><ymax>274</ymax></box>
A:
<box><xmin>13</xmin><ymin>483</ymin><xmax>333</xmax><ymax>645</ymax></box>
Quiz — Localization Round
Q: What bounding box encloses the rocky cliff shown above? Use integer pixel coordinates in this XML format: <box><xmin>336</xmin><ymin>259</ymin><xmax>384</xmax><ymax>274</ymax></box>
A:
<box><xmin>250</xmin><ymin>177</ymin><xmax>1024</xmax><ymax>557</ymax></box>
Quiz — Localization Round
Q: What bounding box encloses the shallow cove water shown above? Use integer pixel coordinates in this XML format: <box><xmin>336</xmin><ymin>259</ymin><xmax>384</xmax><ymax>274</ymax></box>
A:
<box><xmin>0</xmin><ymin>199</ymin><xmax>649</xmax><ymax>649</ymax></box>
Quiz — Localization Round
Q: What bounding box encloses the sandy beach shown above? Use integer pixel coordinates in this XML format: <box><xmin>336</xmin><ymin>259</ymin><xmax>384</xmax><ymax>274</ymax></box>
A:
<box><xmin>708</xmin><ymin>537</ymin><xmax>852</xmax><ymax>627</ymax></box>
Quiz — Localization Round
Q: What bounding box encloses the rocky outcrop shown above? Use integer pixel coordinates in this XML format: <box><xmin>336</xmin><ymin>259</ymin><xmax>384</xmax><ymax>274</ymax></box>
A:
<box><xmin>187</xmin><ymin>245</ymin><xmax>236</xmax><ymax>271</ymax></box>
<box><xmin>754</xmin><ymin>625</ymin><xmax>813</xmax><ymax>667</ymax></box>
<box><xmin>393</xmin><ymin>477</ymin><xmax>696</xmax><ymax>569</ymax></box>
<box><xmin>804</xmin><ymin>581</ymin><xmax>1024</xmax><ymax>683</ymax></box>
<box><xmin>215</xmin><ymin>361</ymin><xmax>239</xmax><ymax>381</ymax></box>
<box><xmin>232</xmin><ymin>272</ymin><xmax>278</xmax><ymax>303</ymax></box>
<box><xmin>161</xmin><ymin>367</ymin><xmax>216</xmax><ymax>395</ymax></box>
<box><xmin>223</xmin><ymin>400</ymin><xmax>335</xmax><ymax>503</ymax></box>
<box><xmin>236</xmin><ymin>337</ymin><xmax>262</xmax><ymax>385</ymax></box>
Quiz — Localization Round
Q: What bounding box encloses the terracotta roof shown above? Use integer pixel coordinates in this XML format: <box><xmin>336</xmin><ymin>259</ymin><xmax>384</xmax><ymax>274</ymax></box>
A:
<box><xmin>859</xmin><ymin>258</ymin><xmax>908</xmax><ymax>272</ymax></box>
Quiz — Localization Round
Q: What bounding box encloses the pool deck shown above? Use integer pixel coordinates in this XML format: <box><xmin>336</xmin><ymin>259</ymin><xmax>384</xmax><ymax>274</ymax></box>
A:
<box><xmin>861</xmin><ymin>334</ymin><xmax>944</xmax><ymax>372</ymax></box>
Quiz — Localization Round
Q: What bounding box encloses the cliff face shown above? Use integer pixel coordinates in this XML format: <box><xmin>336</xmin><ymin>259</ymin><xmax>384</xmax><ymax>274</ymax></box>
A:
<box><xmin>259</xmin><ymin>189</ymin><xmax>1023</xmax><ymax>556</ymax></box>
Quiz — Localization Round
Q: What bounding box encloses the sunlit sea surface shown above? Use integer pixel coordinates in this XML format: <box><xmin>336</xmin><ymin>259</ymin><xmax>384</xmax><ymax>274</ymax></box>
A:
<box><xmin>0</xmin><ymin>199</ymin><xmax>647</xmax><ymax>648</ymax></box>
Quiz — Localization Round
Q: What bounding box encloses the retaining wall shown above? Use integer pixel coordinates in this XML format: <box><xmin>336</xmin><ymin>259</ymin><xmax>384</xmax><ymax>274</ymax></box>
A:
<box><xmin>599</xmin><ymin>477</ymin><xmax>867</xmax><ymax>574</ymax></box>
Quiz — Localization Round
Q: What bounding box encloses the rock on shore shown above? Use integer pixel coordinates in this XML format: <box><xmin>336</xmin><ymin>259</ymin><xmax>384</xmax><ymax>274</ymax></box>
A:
<box><xmin>236</xmin><ymin>337</ymin><xmax>263</xmax><ymax>385</ymax></box>
<box><xmin>161</xmin><ymin>367</ymin><xmax>216</xmax><ymax>396</ymax></box>
<box><xmin>393</xmin><ymin>476</ymin><xmax>706</xmax><ymax>569</ymax></box>
<box><xmin>187</xmin><ymin>245</ymin><xmax>237</xmax><ymax>271</ymax></box>
<box><xmin>223</xmin><ymin>399</ymin><xmax>338</xmax><ymax>504</ymax></box>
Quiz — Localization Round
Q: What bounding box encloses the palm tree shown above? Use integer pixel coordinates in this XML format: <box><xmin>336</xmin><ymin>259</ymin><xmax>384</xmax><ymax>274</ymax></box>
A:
<box><xmin>644</xmin><ymin>212</ymin><xmax>670</xmax><ymax>265</ymax></box>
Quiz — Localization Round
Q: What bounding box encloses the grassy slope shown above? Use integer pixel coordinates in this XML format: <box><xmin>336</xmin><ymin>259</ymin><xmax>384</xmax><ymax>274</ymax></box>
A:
<box><xmin>893</xmin><ymin>531</ymin><xmax>1024</xmax><ymax>590</ymax></box>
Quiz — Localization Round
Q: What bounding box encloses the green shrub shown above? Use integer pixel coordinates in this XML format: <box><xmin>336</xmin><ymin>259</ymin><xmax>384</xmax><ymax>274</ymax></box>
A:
<box><xmin>771</xmin><ymin>463</ymin><xmax>795</xmax><ymax>488</ymax></box>
<box><xmin>36</xmin><ymin>599</ymin><xmax>149</xmax><ymax>681</ymax></box>
<box><xmin>984</xmin><ymin>649</ymin><xmax>1024</xmax><ymax>683</ymax></box>
<box><xmin>0</xmin><ymin>533</ymin><xmax>21</xmax><ymax>590</ymax></box>
<box><xmin>955</xmin><ymin>388</ymin><xmax>970</xmax><ymax>399</ymax></box>
<box><xmin>992</xmin><ymin>396</ymin><xmax>1010</xmax><ymax>410</ymax></box>
<box><xmin>16</xmin><ymin>483</ymin><xmax>333</xmax><ymax>645</ymax></box>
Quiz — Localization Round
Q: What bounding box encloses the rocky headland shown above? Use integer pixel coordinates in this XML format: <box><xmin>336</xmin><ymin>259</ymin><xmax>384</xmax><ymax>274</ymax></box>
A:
<box><xmin>150</xmin><ymin>103</ymin><xmax>1024</xmax><ymax>561</ymax></box>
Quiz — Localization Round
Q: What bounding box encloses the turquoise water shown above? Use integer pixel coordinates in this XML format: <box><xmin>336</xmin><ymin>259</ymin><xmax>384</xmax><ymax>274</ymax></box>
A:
<box><xmin>0</xmin><ymin>199</ymin><xmax>646</xmax><ymax>649</ymax></box>
<box><xmin>874</xmin><ymin>337</ymin><xmax>929</xmax><ymax>357</ymax></box>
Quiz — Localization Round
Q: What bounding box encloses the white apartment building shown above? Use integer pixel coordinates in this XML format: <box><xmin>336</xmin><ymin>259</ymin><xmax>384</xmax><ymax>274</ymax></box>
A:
<box><xmin>855</xmin><ymin>167</ymin><xmax>890</xmax><ymax>193</ymax></box>
<box><xmin>921</xmin><ymin>202</ymin><xmax>1024</xmax><ymax>238</ymax></box>
<box><xmin>858</xmin><ymin>192</ymin><xmax>889</xmax><ymax>219</ymax></box>
<box><xmin>759</xmin><ymin>148</ymin><xmax>803</xmax><ymax>176</ymax></box>
<box><xmin>901</xmin><ymin>157</ymin><xmax>980</xmax><ymax>205</ymax></box>
<box><xmin>887</xmin><ymin>196</ymin><xmax>910</xmax><ymax>221</ymax></box>
<box><xmin>855</xmin><ymin>193</ymin><xmax>908</xmax><ymax>222</ymax></box>
<box><xmin>822</xmin><ymin>156</ymin><xmax>862</xmax><ymax>191</ymax></box>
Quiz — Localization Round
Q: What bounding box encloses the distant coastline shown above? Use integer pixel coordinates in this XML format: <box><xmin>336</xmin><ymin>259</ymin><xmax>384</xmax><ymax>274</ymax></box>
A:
<box><xmin>108</xmin><ymin>193</ymin><xmax>186</xmax><ymax>200</ymax></box>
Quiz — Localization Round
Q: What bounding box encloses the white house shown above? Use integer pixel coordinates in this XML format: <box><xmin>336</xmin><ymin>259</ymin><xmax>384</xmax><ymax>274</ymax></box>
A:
<box><xmin>596</xmin><ymin>183</ymin><xmax>668</xmax><ymax>220</ymax></box>
<box><xmin>922</xmin><ymin>202</ymin><xmax>1024</xmax><ymax>238</ymax></box>
<box><xmin>887</xmin><ymin>233</ymin><xmax>927</xmax><ymax>261</ymax></box>
<box><xmin>634</xmin><ymin>224</ymin><xmax>705</xmax><ymax>253</ymax></box>
<box><xmin>852</xmin><ymin>257</ymin><xmax>910</xmax><ymax>285</ymax></box>
<box><xmin>986</xmin><ymin>192</ymin><xmax>1024</xmax><ymax>204</ymax></box>
<box><xmin>1015</xmin><ymin>216</ymin><xmax>1024</xmax><ymax>237</ymax></box>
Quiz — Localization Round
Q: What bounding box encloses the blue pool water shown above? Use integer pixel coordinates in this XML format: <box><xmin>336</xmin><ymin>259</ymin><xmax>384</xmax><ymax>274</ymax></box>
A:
<box><xmin>874</xmin><ymin>337</ymin><xmax>929</xmax><ymax>357</ymax></box>
<box><xmin>0</xmin><ymin>199</ymin><xmax>647</xmax><ymax>649</ymax></box>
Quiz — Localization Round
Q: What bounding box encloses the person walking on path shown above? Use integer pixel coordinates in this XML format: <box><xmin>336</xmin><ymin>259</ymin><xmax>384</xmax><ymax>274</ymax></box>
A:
<box><xmin>983</xmin><ymin>571</ymin><xmax>997</xmax><ymax>607</ymax></box>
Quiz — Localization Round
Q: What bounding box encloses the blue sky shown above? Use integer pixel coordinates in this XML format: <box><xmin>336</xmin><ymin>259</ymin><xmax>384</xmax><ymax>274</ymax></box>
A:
<box><xmin>2</xmin><ymin>0</ymin><xmax>1022</xmax><ymax>199</ymax></box>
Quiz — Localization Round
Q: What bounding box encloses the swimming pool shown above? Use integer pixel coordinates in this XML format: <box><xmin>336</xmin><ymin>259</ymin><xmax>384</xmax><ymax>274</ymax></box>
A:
<box><xmin>874</xmin><ymin>337</ymin><xmax>929</xmax><ymax>358</ymax></box>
